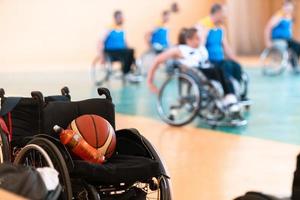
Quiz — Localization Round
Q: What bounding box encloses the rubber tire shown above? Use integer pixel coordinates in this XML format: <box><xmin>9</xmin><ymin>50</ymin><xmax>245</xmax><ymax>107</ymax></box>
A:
<box><xmin>157</xmin><ymin>73</ymin><xmax>201</xmax><ymax>127</ymax></box>
<box><xmin>261</xmin><ymin>47</ymin><xmax>287</xmax><ymax>76</ymax></box>
<box><xmin>14</xmin><ymin>137</ymin><xmax>73</xmax><ymax>200</ymax></box>
<box><xmin>138</xmin><ymin>133</ymin><xmax>172</xmax><ymax>200</ymax></box>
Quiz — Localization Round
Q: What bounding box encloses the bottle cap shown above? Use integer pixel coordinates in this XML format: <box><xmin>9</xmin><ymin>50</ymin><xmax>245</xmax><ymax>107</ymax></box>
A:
<box><xmin>53</xmin><ymin>125</ymin><xmax>63</xmax><ymax>133</ymax></box>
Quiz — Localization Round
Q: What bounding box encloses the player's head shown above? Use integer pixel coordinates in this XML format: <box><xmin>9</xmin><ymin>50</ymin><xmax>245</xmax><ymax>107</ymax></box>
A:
<box><xmin>113</xmin><ymin>10</ymin><xmax>124</xmax><ymax>25</ymax></box>
<box><xmin>210</xmin><ymin>3</ymin><xmax>226</xmax><ymax>24</ymax></box>
<box><xmin>171</xmin><ymin>2</ymin><xmax>179</xmax><ymax>13</ymax></box>
<box><xmin>178</xmin><ymin>27</ymin><xmax>200</xmax><ymax>48</ymax></box>
<box><xmin>282</xmin><ymin>0</ymin><xmax>294</xmax><ymax>15</ymax></box>
<box><xmin>162</xmin><ymin>10</ymin><xmax>171</xmax><ymax>24</ymax></box>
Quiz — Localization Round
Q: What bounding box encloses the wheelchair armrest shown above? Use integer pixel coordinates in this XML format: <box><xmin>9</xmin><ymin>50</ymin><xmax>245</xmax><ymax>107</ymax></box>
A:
<box><xmin>115</xmin><ymin>128</ymin><xmax>170</xmax><ymax>178</ymax></box>
<box><xmin>115</xmin><ymin>129</ymin><xmax>152</xmax><ymax>158</ymax></box>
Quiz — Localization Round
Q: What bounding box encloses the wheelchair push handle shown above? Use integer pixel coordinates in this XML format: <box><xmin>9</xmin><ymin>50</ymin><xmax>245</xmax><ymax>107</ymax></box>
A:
<box><xmin>61</xmin><ymin>86</ymin><xmax>71</xmax><ymax>100</ymax></box>
<box><xmin>31</xmin><ymin>91</ymin><xmax>45</xmax><ymax>106</ymax></box>
<box><xmin>97</xmin><ymin>88</ymin><xmax>112</xmax><ymax>101</ymax></box>
<box><xmin>54</xmin><ymin>125</ymin><xmax>105</xmax><ymax>164</ymax></box>
<box><xmin>0</xmin><ymin>88</ymin><xmax>5</xmax><ymax>98</ymax></box>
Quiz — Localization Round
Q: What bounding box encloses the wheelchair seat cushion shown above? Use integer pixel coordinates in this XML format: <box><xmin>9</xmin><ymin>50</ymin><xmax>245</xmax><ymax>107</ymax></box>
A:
<box><xmin>71</xmin><ymin>155</ymin><xmax>161</xmax><ymax>184</ymax></box>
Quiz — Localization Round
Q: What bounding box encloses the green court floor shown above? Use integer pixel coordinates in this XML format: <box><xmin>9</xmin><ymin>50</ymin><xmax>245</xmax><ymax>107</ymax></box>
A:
<box><xmin>109</xmin><ymin>68</ymin><xmax>300</xmax><ymax>145</ymax></box>
<box><xmin>1</xmin><ymin>67</ymin><xmax>300</xmax><ymax>145</ymax></box>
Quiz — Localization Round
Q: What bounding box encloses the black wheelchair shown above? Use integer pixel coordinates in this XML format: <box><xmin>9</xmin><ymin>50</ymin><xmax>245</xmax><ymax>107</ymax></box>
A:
<box><xmin>91</xmin><ymin>53</ymin><xmax>142</xmax><ymax>86</ymax></box>
<box><xmin>0</xmin><ymin>87</ymin><xmax>171</xmax><ymax>200</ymax></box>
<box><xmin>260</xmin><ymin>40</ymin><xmax>300</xmax><ymax>76</ymax></box>
<box><xmin>157</xmin><ymin>65</ymin><xmax>250</xmax><ymax>127</ymax></box>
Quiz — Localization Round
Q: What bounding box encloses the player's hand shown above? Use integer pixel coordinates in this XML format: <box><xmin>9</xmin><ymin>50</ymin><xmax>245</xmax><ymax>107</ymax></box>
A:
<box><xmin>147</xmin><ymin>77</ymin><xmax>159</xmax><ymax>94</ymax></box>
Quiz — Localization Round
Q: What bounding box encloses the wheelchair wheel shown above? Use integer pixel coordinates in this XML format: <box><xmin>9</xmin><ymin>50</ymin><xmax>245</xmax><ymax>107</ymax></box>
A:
<box><xmin>288</xmin><ymin>49</ymin><xmax>300</xmax><ymax>74</ymax></box>
<box><xmin>139</xmin><ymin>133</ymin><xmax>172</xmax><ymax>200</ymax></box>
<box><xmin>14</xmin><ymin>137</ymin><xmax>72</xmax><ymax>200</ymax></box>
<box><xmin>91</xmin><ymin>56</ymin><xmax>111</xmax><ymax>86</ymax></box>
<box><xmin>72</xmin><ymin>180</ymin><xmax>100</xmax><ymax>200</ymax></box>
<box><xmin>240</xmin><ymin>72</ymin><xmax>249</xmax><ymax>99</ymax></box>
<box><xmin>261</xmin><ymin>47</ymin><xmax>288</xmax><ymax>76</ymax></box>
<box><xmin>0</xmin><ymin>131</ymin><xmax>10</xmax><ymax>163</ymax></box>
<box><xmin>157</xmin><ymin>73</ymin><xmax>201</xmax><ymax>126</ymax></box>
<box><xmin>136</xmin><ymin>50</ymin><xmax>157</xmax><ymax>76</ymax></box>
<box><xmin>198</xmin><ymin>83</ymin><xmax>225</xmax><ymax>123</ymax></box>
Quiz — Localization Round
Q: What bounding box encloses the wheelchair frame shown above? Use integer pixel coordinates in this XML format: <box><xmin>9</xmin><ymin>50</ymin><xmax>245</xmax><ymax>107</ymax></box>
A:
<box><xmin>0</xmin><ymin>87</ymin><xmax>172</xmax><ymax>200</ymax></box>
<box><xmin>91</xmin><ymin>53</ymin><xmax>142</xmax><ymax>86</ymax></box>
<box><xmin>157</xmin><ymin>66</ymin><xmax>249</xmax><ymax>127</ymax></box>
<box><xmin>260</xmin><ymin>40</ymin><xmax>300</xmax><ymax>76</ymax></box>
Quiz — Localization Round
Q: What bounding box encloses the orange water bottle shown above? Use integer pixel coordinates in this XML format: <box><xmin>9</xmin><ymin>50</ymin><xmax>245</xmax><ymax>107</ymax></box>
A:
<box><xmin>53</xmin><ymin>125</ymin><xmax>105</xmax><ymax>164</ymax></box>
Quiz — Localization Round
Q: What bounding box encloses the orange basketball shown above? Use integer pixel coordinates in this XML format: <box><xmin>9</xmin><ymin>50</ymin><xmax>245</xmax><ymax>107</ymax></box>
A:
<box><xmin>68</xmin><ymin>114</ymin><xmax>116</xmax><ymax>158</ymax></box>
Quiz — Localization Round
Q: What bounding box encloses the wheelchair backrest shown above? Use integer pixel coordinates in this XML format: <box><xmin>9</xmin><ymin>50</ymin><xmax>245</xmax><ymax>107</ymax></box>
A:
<box><xmin>0</xmin><ymin>88</ymin><xmax>115</xmax><ymax>147</ymax></box>
<box><xmin>42</xmin><ymin>98</ymin><xmax>115</xmax><ymax>138</ymax></box>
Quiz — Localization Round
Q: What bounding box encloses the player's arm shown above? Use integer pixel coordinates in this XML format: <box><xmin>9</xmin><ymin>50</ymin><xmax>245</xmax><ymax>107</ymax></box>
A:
<box><xmin>147</xmin><ymin>47</ymin><xmax>181</xmax><ymax>93</ymax></box>
<box><xmin>222</xmin><ymin>27</ymin><xmax>237</xmax><ymax>61</ymax></box>
<box><xmin>264</xmin><ymin>15</ymin><xmax>281</xmax><ymax>48</ymax></box>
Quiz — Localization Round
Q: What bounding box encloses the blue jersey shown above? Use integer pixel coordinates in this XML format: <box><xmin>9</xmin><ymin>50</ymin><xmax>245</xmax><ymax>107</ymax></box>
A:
<box><xmin>206</xmin><ymin>28</ymin><xmax>224</xmax><ymax>62</ymax></box>
<box><xmin>104</xmin><ymin>26</ymin><xmax>127</xmax><ymax>50</ymax></box>
<box><xmin>271</xmin><ymin>18</ymin><xmax>293</xmax><ymax>40</ymax></box>
<box><xmin>200</xmin><ymin>16</ymin><xmax>224</xmax><ymax>62</ymax></box>
<box><xmin>150</xmin><ymin>27</ymin><xmax>169</xmax><ymax>49</ymax></box>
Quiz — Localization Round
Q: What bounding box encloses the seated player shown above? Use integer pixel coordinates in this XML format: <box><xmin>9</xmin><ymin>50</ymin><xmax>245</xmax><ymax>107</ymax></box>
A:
<box><xmin>195</xmin><ymin>3</ymin><xmax>245</xmax><ymax>99</ymax></box>
<box><xmin>97</xmin><ymin>10</ymin><xmax>140</xmax><ymax>81</ymax></box>
<box><xmin>145</xmin><ymin>10</ymin><xmax>171</xmax><ymax>54</ymax></box>
<box><xmin>264</xmin><ymin>0</ymin><xmax>300</xmax><ymax>69</ymax></box>
<box><xmin>147</xmin><ymin>27</ymin><xmax>240</xmax><ymax>108</ymax></box>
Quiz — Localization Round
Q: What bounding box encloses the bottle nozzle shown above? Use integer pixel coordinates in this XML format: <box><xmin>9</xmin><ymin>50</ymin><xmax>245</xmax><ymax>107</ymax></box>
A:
<box><xmin>53</xmin><ymin>125</ymin><xmax>63</xmax><ymax>133</ymax></box>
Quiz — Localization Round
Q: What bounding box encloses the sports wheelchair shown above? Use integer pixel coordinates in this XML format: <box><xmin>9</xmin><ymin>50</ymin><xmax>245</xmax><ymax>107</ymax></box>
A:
<box><xmin>157</xmin><ymin>65</ymin><xmax>249</xmax><ymax>127</ymax></box>
<box><xmin>0</xmin><ymin>87</ymin><xmax>171</xmax><ymax>200</ymax></box>
<box><xmin>91</xmin><ymin>53</ymin><xmax>142</xmax><ymax>86</ymax></box>
<box><xmin>260</xmin><ymin>40</ymin><xmax>300</xmax><ymax>76</ymax></box>
<box><xmin>136</xmin><ymin>45</ymin><xmax>168</xmax><ymax>76</ymax></box>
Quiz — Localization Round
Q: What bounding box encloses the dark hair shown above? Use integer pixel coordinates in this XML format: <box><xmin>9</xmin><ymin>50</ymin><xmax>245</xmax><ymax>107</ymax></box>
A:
<box><xmin>171</xmin><ymin>2</ymin><xmax>179</xmax><ymax>13</ymax></box>
<box><xmin>113</xmin><ymin>10</ymin><xmax>122</xmax><ymax>19</ymax></box>
<box><xmin>162</xmin><ymin>10</ymin><xmax>170</xmax><ymax>17</ymax></box>
<box><xmin>178</xmin><ymin>27</ymin><xmax>198</xmax><ymax>44</ymax></box>
<box><xmin>284</xmin><ymin>0</ymin><xmax>293</xmax><ymax>5</ymax></box>
<box><xmin>210</xmin><ymin>3</ymin><xmax>223</xmax><ymax>15</ymax></box>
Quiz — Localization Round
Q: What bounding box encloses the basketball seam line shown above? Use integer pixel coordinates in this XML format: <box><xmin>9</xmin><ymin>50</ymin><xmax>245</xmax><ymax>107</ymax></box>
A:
<box><xmin>106</xmin><ymin>133</ymin><xmax>114</xmax><ymax>157</ymax></box>
<box><xmin>74</xmin><ymin>118</ymin><xmax>87</xmax><ymax>142</ymax></box>
<box><xmin>98</xmin><ymin>125</ymin><xmax>113</xmax><ymax>155</ymax></box>
<box><xmin>102</xmin><ymin>122</ymin><xmax>110</xmax><ymax>147</ymax></box>
<box><xmin>91</xmin><ymin>115</ymin><xmax>99</xmax><ymax>148</ymax></box>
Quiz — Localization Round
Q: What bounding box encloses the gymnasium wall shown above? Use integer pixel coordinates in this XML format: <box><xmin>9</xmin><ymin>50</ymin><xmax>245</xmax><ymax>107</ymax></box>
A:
<box><xmin>227</xmin><ymin>0</ymin><xmax>300</xmax><ymax>55</ymax></box>
<box><xmin>0</xmin><ymin>0</ymin><xmax>220</xmax><ymax>70</ymax></box>
<box><xmin>0</xmin><ymin>0</ymin><xmax>297</xmax><ymax>69</ymax></box>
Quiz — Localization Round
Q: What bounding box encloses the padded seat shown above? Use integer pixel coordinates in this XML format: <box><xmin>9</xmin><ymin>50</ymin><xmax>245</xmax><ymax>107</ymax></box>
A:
<box><xmin>71</xmin><ymin>155</ymin><xmax>161</xmax><ymax>184</ymax></box>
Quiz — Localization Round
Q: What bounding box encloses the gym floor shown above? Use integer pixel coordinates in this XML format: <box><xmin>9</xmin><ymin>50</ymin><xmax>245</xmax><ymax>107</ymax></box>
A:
<box><xmin>2</xmin><ymin>63</ymin><xmax>300</xmax><ymax>199</ymax></box>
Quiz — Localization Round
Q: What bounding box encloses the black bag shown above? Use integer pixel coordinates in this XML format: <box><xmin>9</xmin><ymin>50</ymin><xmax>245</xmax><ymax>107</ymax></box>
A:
<box><xmin>292</xmin><ymin>154</ymin><xmax>300</xmax><ymax>200</ymax></box>
<box><xmin>0</xmin><ymin>163</ymin><xmax>48</xmax><ymax>200</ymax></box>
<box><xmin>234</xmin><ymin>192</ymin><xmax>285</xmax><ymax>200</ymax></box>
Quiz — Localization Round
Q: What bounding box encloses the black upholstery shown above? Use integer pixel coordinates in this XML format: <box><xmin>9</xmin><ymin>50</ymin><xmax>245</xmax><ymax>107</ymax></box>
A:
<box><xmin>1</xmin><ymin>90</ymin><xmax>163</xmax><ymax>186</ymax></box>
<box><xmin>71</xmin><ymin>155</ymin><xmax>160</xmax><ymax>184</ymax></box>
<box><xmin>44</xmin><ymin>95</ymin><xmax>70</xmax><ymax>103</ymax></box>
<box><xmin>2</xmin><ymin>96</ymin><xmax>115</xmax><ymax>147</ymax></box>
<box><xmin>2</xmin><ymin>98</ymin><xmax>41</xmax><ymax>147</ymax></box>
<box><xmin>42</xmin><ymin>98</ymin><xmax>115</xmax><ymax>138</ymax></box>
